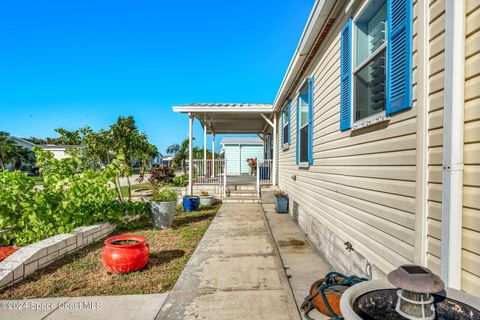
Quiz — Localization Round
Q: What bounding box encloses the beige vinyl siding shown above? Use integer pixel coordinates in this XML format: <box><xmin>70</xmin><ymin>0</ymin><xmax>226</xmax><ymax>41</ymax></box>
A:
<box><xmin>277</xmin><ymin>1</ymin><xmax>419</xmax><ymax>274</ymax></box>
<box><xmin>426</xmin><ymin>0</ymin><xmax>445</xmax><ymax>276</ymax></box>
<box><xmin>462</xmin><ymin>0</ymin><xmax>480</xmax><ymax>297</ymax></box>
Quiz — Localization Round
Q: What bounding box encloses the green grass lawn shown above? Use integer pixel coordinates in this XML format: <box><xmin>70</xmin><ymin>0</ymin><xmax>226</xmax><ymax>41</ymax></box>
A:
<box><xmin>120</xmin><ymin>182</ymin><xmax>151</xmax><ymax>198</ymax></box>
<box><xmin>0</xmin><ymin>205</ymin><xmax>220</xmax><ymax>298</ymax></box>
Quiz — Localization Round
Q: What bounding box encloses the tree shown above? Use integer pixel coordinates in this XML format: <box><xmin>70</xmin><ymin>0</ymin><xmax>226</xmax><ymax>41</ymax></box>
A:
<box><xmin>0</xmin><ymin>132</ymin><xmax>18</xmax><ymax>171</ymax></box>
<box><xmin>0</xmin><ymin>132</ymin><xmax>34</xmax><ymax>171</ymax></box>
<box><xmin>167</xmin><ymin>139</ymin><xmax>217</xmax><ymax>173</ymax></box>
<box><xmin>166</xmin><ymin>143</ymin><xmax>180</xmax><ymax>155</ymax></box>
<box><xmin>83</xmin><ymin>129</ymin><xmax>113</xmax><ymax>168</ymax></box>
<box><xmin>109</xmin><ymin>116</ymin><xmax>158</xmax><ymax>200</ymax></box>
<box><xmin>54</xmin><ymin>127</ymin><xmax>92</xmax><ymax>145</ymax></box>
<box><xmin>169</xmin><ymin>138</ymin><xmax>190</xmax><ymax>174</ymax></box>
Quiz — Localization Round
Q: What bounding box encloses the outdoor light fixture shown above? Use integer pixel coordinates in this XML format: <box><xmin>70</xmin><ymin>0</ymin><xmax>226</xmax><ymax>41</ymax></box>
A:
<box><xmin>387</xmin><ymin>265</ymin><xmax>445</xmax><ymax>320</ymax></box>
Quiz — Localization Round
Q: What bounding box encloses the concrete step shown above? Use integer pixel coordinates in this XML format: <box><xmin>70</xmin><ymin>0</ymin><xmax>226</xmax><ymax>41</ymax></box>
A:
<box><xmin>228</xmin><ymin>185</ymin><xmax>257</xmax><ymax>191</ymax></box>
<box><xmin>223</xmin><ymin>197</ymin><xmax>262</xmax><ymax>204</ymax></box>
<box><xmin>229</xmin><ymin>190</ymin><xmax>258</xmax><ymax>197</ymax></box>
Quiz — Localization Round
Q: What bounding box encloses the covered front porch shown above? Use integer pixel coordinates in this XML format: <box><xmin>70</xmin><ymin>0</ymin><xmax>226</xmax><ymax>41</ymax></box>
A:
<box><xmin>172</xmin><ymin>103</ymin><xmax>278</xmax><ymax>198</ymax></box>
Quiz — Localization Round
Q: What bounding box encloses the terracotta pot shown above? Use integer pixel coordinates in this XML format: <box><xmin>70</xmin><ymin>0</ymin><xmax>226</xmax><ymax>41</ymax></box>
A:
<box><xmin>102</xmin><ymin>235</ymin><xmax>149</xmax><ymax>273</ymax></box>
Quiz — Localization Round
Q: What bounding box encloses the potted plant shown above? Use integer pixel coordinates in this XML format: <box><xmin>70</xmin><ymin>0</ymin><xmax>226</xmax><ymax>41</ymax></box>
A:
<box><xmin>199</xmin><ymin>191</ymin><xmax>214</xmax><ymax>207</ymax></box>
<box><xmin>183</xmin><ymin>195</ymin><xmax>200</xmax><ymax>212</ymax></box>
<box><xmin>247</xmin><ymin>158</ymin><xmax>257</xmax><ymax>176</ymax></box>
<box><xmin>102</xmin><ymin>235</ymin><xmax>149</xmax><ymax>273</ymax></box>
<box><xmin>274</xmin><ymin>191</ymin><xmax>289</xmax><ymax>213</ymax></box>
<box><xmin>150</xmin><ymin>186</ymin><xmax>178</xmax><ymax>229</ymax></box>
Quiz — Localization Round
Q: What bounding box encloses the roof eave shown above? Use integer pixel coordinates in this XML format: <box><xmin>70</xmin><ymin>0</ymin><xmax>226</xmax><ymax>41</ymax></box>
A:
<box><xmin>272</xmin><ymin>0</ymin><xmax>338</xmax><ymax>111</ymax></box>
<box><xmin>172</xmin><ymin>106</ymin><xmax>273</xmax><ymax>113</ymax></box>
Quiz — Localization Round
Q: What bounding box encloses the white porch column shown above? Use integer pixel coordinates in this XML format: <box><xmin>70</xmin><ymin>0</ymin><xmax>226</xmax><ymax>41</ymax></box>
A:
<box><xmin>203</xmin><ymin>124</ymin><xmax>207</xmax><ymax>175</ymax></box>
<box><xmin>273</xmin><ymin>114</ymin><xmax>277</xmax><ymax>186</ymax></box>
<box><xmin>188</xmin><ymin>114</ymin><xmax>194</xmax><ymax>196</ymax></box>
<box><xmin>211</xmin><ymin>133</ymin><xmax>215</xmax><ymax>177</ymax></box>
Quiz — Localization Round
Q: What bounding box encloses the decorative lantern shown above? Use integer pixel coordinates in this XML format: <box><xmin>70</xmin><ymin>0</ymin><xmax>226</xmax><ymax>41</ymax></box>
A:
<box><xmin>387</xmin><ymin>265</ymin><xmax>445</xmax><ymax>320</ymax></box>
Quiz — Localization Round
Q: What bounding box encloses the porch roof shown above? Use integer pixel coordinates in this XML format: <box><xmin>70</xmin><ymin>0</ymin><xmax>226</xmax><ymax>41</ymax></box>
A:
<box><xmin>172</xmin><ymin>103</ymin><xmax>274</xmax><ymax>134</ymax></box>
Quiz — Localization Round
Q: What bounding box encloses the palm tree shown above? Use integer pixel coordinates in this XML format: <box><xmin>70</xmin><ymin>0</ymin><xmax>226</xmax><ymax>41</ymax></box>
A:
<box><xmin>0</xmin><ymin>131</ymin><xmax>20</xmax><ymax>171</ymax></box>
<box><xmin>168</xmin><ymin>138</ymin><xmax>199</xmax><ymax>174</ymax></box>
<box><xmin>166</xmin><ymin>143</ymin><xmax>180</xmax><ymax>155</ymax></box>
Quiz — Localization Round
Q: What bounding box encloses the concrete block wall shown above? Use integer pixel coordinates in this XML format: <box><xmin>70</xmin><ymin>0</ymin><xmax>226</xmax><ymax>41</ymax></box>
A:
<box><xmin>0</xmin><ymin>222</ymin><xmax>115</xmax><ymax>290</ymax></box>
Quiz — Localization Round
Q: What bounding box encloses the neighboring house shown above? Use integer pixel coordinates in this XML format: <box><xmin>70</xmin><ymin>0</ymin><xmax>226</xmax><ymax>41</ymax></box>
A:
<box><xmin>221</xmin><ymin>137</ymin><xmax>264</xmax><ymax>175</ymax></box>
<box><xmin>11</xmin><ymin>137</ymin><xmax>85</xmax><ymax>160</ymax></box>
<box><xmin>38</xmin><ymin>145</ymin><xmax>85</xmax><ymax>160</ymax></box>
<box><xmin>174</xmin><ymin>0</ymin><xmax>479</xmax><ymax>297</ymax></box>
<box><xmin>10</xmin><ymin>136</ymin><xmax>37</xmax><ymax>151</ymax></box>
<box><xmin>160</xmin><ymin>155</ymin><xmax>174</xmax><ymax>168</ymax></box>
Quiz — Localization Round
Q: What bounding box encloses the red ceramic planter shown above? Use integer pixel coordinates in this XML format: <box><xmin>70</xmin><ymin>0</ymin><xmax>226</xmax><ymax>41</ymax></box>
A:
<box><xmin>102</xmin><ymin>235</ymin><xmax>149</xmax><ymax>273</ymax></box>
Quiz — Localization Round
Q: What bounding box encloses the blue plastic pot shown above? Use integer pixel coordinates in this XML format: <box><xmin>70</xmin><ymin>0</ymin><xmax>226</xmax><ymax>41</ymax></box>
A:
<box><xmin>274</xmin><ymin>196</ymin><xmax>289</xmax><ymax>213</ymax></box>
<box><xmin>183</xmin><ymin>196</ymin><xmax>200</xmax><ymax>212</ymax></box>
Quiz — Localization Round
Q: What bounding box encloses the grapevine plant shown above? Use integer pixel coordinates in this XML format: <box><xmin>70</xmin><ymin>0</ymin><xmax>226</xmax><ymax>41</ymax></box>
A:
<box><xmin>0</xmin><ymin>147</ymin><xmax>148</xmax><ymax>246</ymax></box>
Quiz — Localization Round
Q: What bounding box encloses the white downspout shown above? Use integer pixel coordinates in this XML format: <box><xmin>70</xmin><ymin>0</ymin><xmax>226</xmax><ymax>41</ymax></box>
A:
<box><xmin>440</xmin><ymin>0</ymin><xmax>465</xmax><ymax>289</ymax></box>
<box><xmin>272</xmin><ymin>114</ymin><xmax>277</xmax><ymax>186</ymax></box>
<box><xmin>188</xmin><ymin>114</ymin><xmax>194</xmax><ymax>196</ymax></box>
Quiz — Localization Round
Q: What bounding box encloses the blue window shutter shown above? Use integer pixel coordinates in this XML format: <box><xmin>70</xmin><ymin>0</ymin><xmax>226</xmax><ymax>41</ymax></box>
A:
<box><xmin>308</xmin><ymin>76</ymin><xmax>314</xmax><ymax>165</ymax></box>
<box><xmin>386</xmin><ymin>0</ymin><xmax>413</xmax><ymax>115</ymax></box>
<box><xmin>287</xmin><ymin>100</ymin><xmax>291</xmax><ymax>145</ymax></box>
<box><xmin>340</xmin><ymin>19</ymin><xmax>352</xmax><ymax>131</ymax></box>
<box><xmin>296</xmin><ymin>96</ymin><xmax>300</xmax><ymax>165</ymax></box>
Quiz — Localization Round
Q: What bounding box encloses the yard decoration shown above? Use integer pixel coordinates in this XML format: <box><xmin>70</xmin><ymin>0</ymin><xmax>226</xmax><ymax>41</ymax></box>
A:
<box><xmin>199</xmin><ymin>191</ymin><xmax>214</xmax><ymax>207</ymax></box>
<box><xmin>183</xmin><ymin>195</ymin><xmax>200</xmax><ymax>212</ymax></box>
<box><xmin>274</xmin><ymin>191</ymin><xmax>289</xmax><ymax>213</ymax></box>
<box><xmin>150</xmin><ymin>186</ymin><xmax>178</xmax><ymax>229</ymax></box>
<box><xmin>102</xmin><ymin>235</ymin><xmax>149</xmax><ymax>273</ymax></box>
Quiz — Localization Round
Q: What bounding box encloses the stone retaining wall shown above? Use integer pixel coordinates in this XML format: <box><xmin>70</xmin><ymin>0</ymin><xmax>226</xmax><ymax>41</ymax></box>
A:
<box><xmin>0</xmin><ymin>222</ymin><xmax>115</xmax><ymax>290</ymax></box>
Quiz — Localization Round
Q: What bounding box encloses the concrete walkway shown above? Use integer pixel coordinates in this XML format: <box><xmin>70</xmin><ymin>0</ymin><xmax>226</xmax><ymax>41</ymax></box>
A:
<box><xmin>157</xmin><ymin>204</ymin><xmax>300</xmax><ymax>320</ymax></box>
<box><xmin>0</xmin><ymin>294</ymin><xmax>168</xmax><ymax>320</ymax></box>
<box><xmin>263</xmin><ymin>204</ymin><xmax>332</xmax><ymax>320</ymax></box>
<box><xmin>0</xmin><ymin>203</ymin><xmax>333</xmax><ymax>320</ymax></box>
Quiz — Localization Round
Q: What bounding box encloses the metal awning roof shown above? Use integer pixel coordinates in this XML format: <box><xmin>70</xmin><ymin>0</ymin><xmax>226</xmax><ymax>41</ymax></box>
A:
<box><xmin>221</xmin><ymin>137</ymin><xmax>263</xmax><ymax>145</ymax></box>
<box><xmin>172</xmin><ymin>103</ymin><xmax>274</xmax><ymax>134</ymax></box>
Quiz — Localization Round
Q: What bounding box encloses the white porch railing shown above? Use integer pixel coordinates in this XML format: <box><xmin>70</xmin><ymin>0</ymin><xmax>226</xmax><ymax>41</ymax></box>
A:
<box><xmin>256</xmin><ymin>159</ymin><xmax>273</xmax><ymax>196</ymax></box>
<box><xmin>192</xmin><ymin>159</ymin><xmax>225</xmax><ymax>185</ymax></box>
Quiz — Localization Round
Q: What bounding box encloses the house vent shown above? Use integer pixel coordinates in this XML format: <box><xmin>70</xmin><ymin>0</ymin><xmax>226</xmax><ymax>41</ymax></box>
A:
<box><xmin>293</xmin><ymin>201</ymin><xmax>299</xmax><ymax>224</ymax></box>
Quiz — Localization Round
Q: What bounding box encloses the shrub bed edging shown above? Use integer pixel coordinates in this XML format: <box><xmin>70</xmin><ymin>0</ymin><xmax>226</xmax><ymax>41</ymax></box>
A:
<box><xmin>0</xmin><ymin>222</ymin><xmax>115</xmax><ymax>290</ymax></box>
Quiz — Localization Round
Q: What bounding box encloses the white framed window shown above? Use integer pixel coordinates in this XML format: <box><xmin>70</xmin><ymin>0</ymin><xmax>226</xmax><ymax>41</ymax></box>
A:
<box><xmin>352</xmin><ymin>0</ymin><xmax>387</xmax><ymax>125</ymax></box>
<box><xmin>339</xmin><ymin>0</ymin><xmax>413</xmax><ymax>132</ymax></box>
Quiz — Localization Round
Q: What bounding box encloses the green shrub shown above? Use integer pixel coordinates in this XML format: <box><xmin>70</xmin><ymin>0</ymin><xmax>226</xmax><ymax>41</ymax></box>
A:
<box><xmin>149</xmin><ymin>165</ymin><xmax>175</xmax><ymax>189</ymax></box>
<box><xmin>0</xmin><ymin>147</ymin><xmax>145</xmax><ymax>246</ymax></box>
<box><xmin>151</xmin><ymin>186</ymin><xmax>178</xmax><ymax>202</ymax></box>
<box><xmin>172</xmin><ymin>174</ymin><xmax>188</xmax><ymax>187</ymax></box>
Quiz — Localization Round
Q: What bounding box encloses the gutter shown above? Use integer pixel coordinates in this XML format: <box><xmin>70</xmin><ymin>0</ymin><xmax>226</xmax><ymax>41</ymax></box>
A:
<box><xmin>440</xmin><ymin>0</ymin><xmax>465</xmax><ymax>289</ymax></box>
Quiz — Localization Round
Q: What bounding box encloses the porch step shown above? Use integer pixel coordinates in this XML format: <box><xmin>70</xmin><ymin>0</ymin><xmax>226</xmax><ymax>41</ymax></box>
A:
<box><xmin>228</xmin><ymin>190</ymin><xmax>258</xmax><ymax>197</ymax></box>
<box><xmin>223</xmin><ymin>196</ymin><xmax>261</xmax><ymax>204</ymax></box>
<box><xmin>228</xmin><ymin>185</ymin><xmax>257</xmax><ymax>191</ymax></box>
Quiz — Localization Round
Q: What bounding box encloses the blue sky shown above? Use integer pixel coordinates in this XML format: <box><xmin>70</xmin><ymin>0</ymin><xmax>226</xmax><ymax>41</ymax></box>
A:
<box><xmin>0</xmin><ymin>0</ymin><xmax>313</xmax><ymax>154</ymax></box>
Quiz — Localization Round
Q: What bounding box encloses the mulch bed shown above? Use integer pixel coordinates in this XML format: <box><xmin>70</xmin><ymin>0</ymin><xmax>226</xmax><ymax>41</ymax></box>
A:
<box><xmin>0</xmin><ymin>246</ymin><xmax>18</xmax><ymax>262</ymax></box>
